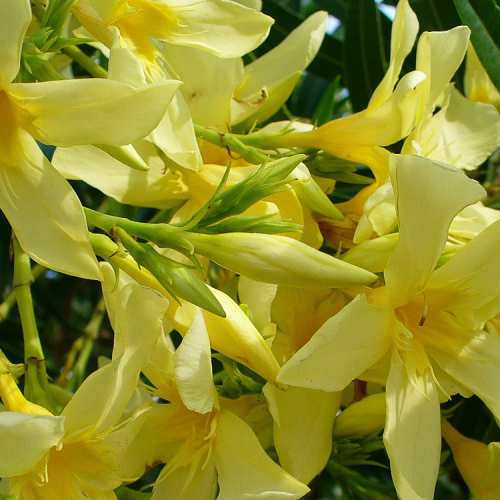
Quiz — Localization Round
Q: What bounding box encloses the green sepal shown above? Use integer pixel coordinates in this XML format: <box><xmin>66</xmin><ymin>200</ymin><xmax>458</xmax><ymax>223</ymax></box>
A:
<box><xmin>23</xmin><ymin>54</ymin><xmax>65</xmax><ymax>82</ymax></box>
<box><xmin>115</xmin><ymin>228</ymin><xmax>226</xmax><ymax>317</ymax></box>
<box><xmin>203</xmin><ymin>214</ymin><xmax>302</xmax><ymax>234</ymax></box>
<box><xmin>94</xmin><ymin>144</ymin><xmax>150</xmax><ymax>172</ymax></box>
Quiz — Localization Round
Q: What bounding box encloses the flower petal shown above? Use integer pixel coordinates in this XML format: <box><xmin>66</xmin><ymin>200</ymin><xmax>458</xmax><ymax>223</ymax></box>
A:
<box><xmin>368</xmin><ymin>0</ymin><xmax>419</xmax><ymax>109</ymax></box>
<box><xmin>174</xmin><ymin>307</ymin><xmax>219</xmax><ymax>414</ymax></box>
<box><xmin>427</xmin><ymin>219</ymin><xmax>500</xmax><ymax>324</ymax></box>
<box><xmin>0</xmin><ymin>412</ymin><xmax>65</xmax><ymax>477</ymax></box>
<box><xmin>9</xmin><ymin>78</ymin><xmax>180</xmax><ymax>147</ymax></box>
<box><xmin>152</xmin><ymin>453</ymin><xmax>218</xmax><ymax>500</ymax></box>
<box><xmin>0</xmin><ymin>132</ymin><xmax>101</xmax><ymax>280</ymax></box>
<box><xmin>52</xmin><ymin>142</ymin><xmax>189</xmax><ymax>209</ymax></box>
<box><xmin>427</xmin><ymin>330</ymin><xmax>500</xmax><ymax>422</ymax></box>
<box><xmin>264</xmin><ymin>383</ymin><xmax>341</xmax><ymax>484</ymax></box>
<box><xmin>0</xmin><ymin>0</ymin><xmax>31</xmax><ymax>85</ymax></box>
<box><xmin>163</xmin><ymin>43</ymin><xmax>244</xmax><ymax>130</ymax></box>
<box><xmin>414</xmin><ymin>27</ymin><xmax>470</xmax><ymax>123</ymax></box>
<box><xmin>384</xmin><ymin>363</ymin><xmax>441</xmax><ymax>500</ymax></box>
<box><xmin>62</xmin><ymin>284</ymin><xmax>168</xmax><ymax>437</ymax></box>
<box><xmin>160</xmin><ymin>0</ymin><xmax>273</xmax><ymax>58</ymax></box>
<box><xmin>215</xmin><ymin>410</ymin><xmax>310</xmax><ymax>500</ymax></box>
<box><xmin>232</xmin><ymin>11</ymin><xmax>327</xmax><ymax>126</ymax></box>
<box><xmin>277</xmin><ymin>295</ymin><xmax>391</xmax><ymax>391</ymax></box>
<box><xmin>385</xmin><ymin>154</ymin><xmax>486</xmax><ymax>308</ymax></box>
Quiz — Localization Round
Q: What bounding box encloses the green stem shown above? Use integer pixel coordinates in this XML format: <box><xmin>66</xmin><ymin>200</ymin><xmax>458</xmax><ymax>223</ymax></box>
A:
<box><xmin>71</xmin><ymin>297</ymin><xmax>105</xmax><ymax>390</ymax></box>
<box><xmin>0</xmin><ymin>264</ymin><xmax>46</xmax><ymax>323</ymax></box>
<box><xmin>12</xmin><ymin>238</ymin><xmax>45</xmax><ymax>368</ymax></box>
<box><xmin>12</xmin><ymin>236</ymin><xmax>57</xmax><ymax>412</ymax></box>
<box><xmin>62</xmin><ymin>46</ymin><xmax>108</xmax><ymax>79</ymax></box>
<box><xmin>194</xmin><ymin>124</ymin><xmax>271</xmax><ymax>164</ymax></box>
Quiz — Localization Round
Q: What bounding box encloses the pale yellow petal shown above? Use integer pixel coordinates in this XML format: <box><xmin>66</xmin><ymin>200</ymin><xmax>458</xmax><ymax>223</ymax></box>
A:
<box><xmin>161</xmin><ymin>0</ymin><xmax>273</xmax><ymax>58</ymax></box>
<box><xmin>427</xmin><ymin>219</ymin><xmax>500</xmax><ymax>323</ymax></box>
<box><xmin>163</xmin><ymin>43</ymin><xmax>244</xmax><ymax>130</ymax></box>
<box><xmin>385</xmin><ymin>154</ymin><xmax>486</xmax><ymax>308</ymax></box>
<box><xmin>384</xmin><ymin>363</ymin><xmax>441</xmax><ymax>500</ymax></box>
<box><xmin>427</xmin><ymin>87</ymin><xmax>500</xmax><ymax>170</ymax></box>
<box><xmin>215</xmin><ymin>410</ymin><xmax>310</xmax><ymax>500</ymax></box>
<box><xmin>277</xmin><ymin>295</ymin><xmax>391</xmax><ymax>391</ymax></box>
<box><xmin>368</xmin><ymin>0</ymin><xmax>419</xmax><ymax>109</ymax></box>
<box><xmin>0</xmin><ymin>412</ymin><xmax>65</xmax><ymax>477</ymax></box>
<box><xmin>0</xmin><ymin>132</ymin><xmax>101</xmax><ymax>280</ymax></box>
<box><xmin>0</xmin><ymin>0</ymin><xmax>31</xmax><ymax>85</ymax></box>
<box><xmin>232</xmin><ymin>11</ymin><xmax>327</xmax><ymax>126</ymax></box>
<box><xmin>149</xmin><ymin>84</ymin><xmax>204</xmax><ymax>171</ymax></box>
<box><xmin>238</xmin><ymin>277</ymin><xmax>277</xmax><ymax>333</ymax></box>
<box><xmin>343</xmin><ymin>233</ymin><xmax>399</xmax><ymax>273</ymax></box>
<box><xmin>427</xmin><ymin>330</ymin><xmax>500</xmax><ymax>422</ymax></box>
<box><xmin>9</xmin><ymin>78</ymin><xmax>180</xmax><ymax>147</ymax></box>
<box><xmin>264</xmin><ymin>384</ymin><xmax>341</xmax><ymax>484</ymax></box>
<box><xmin>52</xmin><ymin>142</ymin><xmax>189</xmax><ymax>208</ymax></box>
<box><xmin>152</xmin><ymin>454</ymin><xmax>218</xmax><ymax>500</ymax></box>
<box><xmin>174</xmin><ymin>308</ymin><xmax>219</xmax><ymax>414</ymax></box>
<box><xmin>465</xmin><ymin>43</ymin><xmax>500</xmax><ymax>110</ymax></box>
<box><xmin>414</xmin><ymin>27</ymin><xmax>470</xmax><ymax>124</ymax></box>
<box><xmin>62</xmin><ymin>285</ymin><xmax>168</xmax><ymax>437</ymax></box>
<box><xmin>202</xmin><ymin>288</ymin><xmax>282</xmax><ymax>385</ymax></box>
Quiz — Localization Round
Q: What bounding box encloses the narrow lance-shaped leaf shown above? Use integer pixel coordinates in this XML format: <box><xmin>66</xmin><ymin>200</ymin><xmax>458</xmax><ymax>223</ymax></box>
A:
<box><xmin>344</xmin><ymin>0</ymin><xmax>388</xmax><ymax>112</ymax></box>
<box><xmin>453</xmin><ymin>0</ymin><xmax>500</xmax><ymax>93</ymax></box>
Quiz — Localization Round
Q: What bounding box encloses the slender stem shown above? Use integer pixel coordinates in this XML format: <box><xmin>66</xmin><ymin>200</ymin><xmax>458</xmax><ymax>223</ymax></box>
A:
<box><xmin>12</xmin><ymin>235</ymin><xmax>56</xmax><ymax>411</ymax></box>
<box><xmin>62</xmin><ymin>45</ymin><xmax>108</xmax><ymax>79</ymax></box>
<box><xmin>12</xmin><ymin>237</ymin><xmax>45</xmax><ymax>367</ymax></box>
<box><xmin>0</xmin><ymin>264</ymin><xmax>46</xmax><ymax>323</ymax></box>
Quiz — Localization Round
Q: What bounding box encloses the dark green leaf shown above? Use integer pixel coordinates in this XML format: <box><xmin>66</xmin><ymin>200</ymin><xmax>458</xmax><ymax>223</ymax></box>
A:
<box><xmin>344</xmin><ymin>0</ymin><xmax>388</xmax><ymax>112</ymax></box>
<box><xmin>312</xmin><ymin>75</ymin><xmax>341</xmax><ymax>126</ymax></box>
<box><xmin>260</xmin><ymin>0</ymin><xmax>344</xmax><ymax>81</ymax></box>
<box><xmin>453</xmin><ymin>0</ymin><xmax>500</xmax><ymax>93</ymax></box>
<box><xmin>410</xmin><ymin>0</ymin><xmax>462</xmax><ymax>32</ymax></box>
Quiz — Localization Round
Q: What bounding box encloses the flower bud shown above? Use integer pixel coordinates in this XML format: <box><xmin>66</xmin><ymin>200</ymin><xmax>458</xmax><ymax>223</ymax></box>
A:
<box><xmin>332</xmin><ymin>393</ymin><xmax>386</xmax><ymax>439</ymax></box>
<box><xmin>441</xmin><ymin>419</ymin><xmax>500</xmax><ymax>498</ymax></box>
<box><xmin>183</xmin><ymin>232</ymin><xmax>377</xmax><ymax>288</ymax></box>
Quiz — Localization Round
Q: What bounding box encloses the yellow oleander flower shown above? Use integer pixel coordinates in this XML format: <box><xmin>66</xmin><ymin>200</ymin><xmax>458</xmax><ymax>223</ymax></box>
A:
<box><xmin>106</xmin><ymin>294</ymin><xmax>309</xmax><ymax>500</ymax></box>
<box><xmin>0</xmin><ymin>0</ymin><xmax>179</xmax><ymax>279</ymax></box>
<box><xmin>279</xmin><ymin>154</ymin><xmax>500</xmax><ymax>500</ymax></box>
<box><xmin>0</xmin><ymin>285</ymin><xmax>167</xmax><ymax>499</ymax></box>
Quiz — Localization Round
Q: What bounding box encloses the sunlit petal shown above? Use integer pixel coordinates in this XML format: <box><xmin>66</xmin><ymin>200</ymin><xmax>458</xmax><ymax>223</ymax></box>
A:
<box><xmin>385</xmin><ymin>154</ymin><xmax>486</xmax><ymax>308</ymax></box>
<box><xmin>278</xmin><ymin>295</ymin><xmax>391</xmax><ymax>391</ymax></box>
<box><xmin>384</xmin><ymin>363</ymin><xmax>441</xmax><ymax>500</ymax></box>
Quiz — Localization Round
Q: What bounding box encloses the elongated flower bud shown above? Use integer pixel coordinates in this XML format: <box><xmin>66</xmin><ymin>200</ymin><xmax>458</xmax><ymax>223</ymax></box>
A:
<box><xmin>183</xmin><ymin>232</ymin><xmax>377</xmax><ymax>288</ymax></box>
<box><xmin>332</xmin><ymin>393</ymin><xmax>386</xmax><ymax>439</ymax></box>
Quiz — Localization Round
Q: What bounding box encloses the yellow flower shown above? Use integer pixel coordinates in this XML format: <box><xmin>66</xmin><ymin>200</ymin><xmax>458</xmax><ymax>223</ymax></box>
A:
<box><xmin>0</xmin><ymin>0</ymin><xmax>178</xmax><ymax>279</ymax></box>
<box><xmin>0</xmin><ymin>285</ymin><xmax>167</xmax><ymax>499</ymax></box>
<box><xmin>279</xmin><ymin>154</ymin><xmax>500</xmax><ymax>500</ymax></box>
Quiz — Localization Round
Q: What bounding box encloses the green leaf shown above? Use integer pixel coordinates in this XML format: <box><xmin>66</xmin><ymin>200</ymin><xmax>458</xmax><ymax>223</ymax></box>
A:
<box><xmin>312</xmin><ymin>75</ymin><xmax>342</xmax><ymax>126</ymax></box>
<box><xmin>260</xmin><ymin>0</ymin><xmax>344</xmax><ymax>81</ymax></box>
<box><xmin>344</xmin><ymin>0</ymin><xmax>388</xmax><ymax>112</ymax></box>
<box><xmin>453</xmin><ymin>0</ymin><xmax>500</xmax><ymax>93</ymax></box>
<box><xmin>410</xmin><ymin>0</ymin><xmax>462</xmax><ymax>32</ymax></box>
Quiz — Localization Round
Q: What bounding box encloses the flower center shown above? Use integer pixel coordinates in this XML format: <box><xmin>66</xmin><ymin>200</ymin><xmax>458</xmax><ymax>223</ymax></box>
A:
<box><xmin>110</xmin><ymin>0</ymin><xmax>178</xmax><ymax>64</ymax></box>
<box><xmin>0</xmin><ymin>89</ymin><xmax>21</xmax><ymax>160</ymax></box>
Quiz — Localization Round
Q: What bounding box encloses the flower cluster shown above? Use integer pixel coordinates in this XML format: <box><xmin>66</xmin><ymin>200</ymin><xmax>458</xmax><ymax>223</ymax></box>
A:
<box><xmin>1</xmin><ymin>0</ymin><xmax>500</xmax><ymax>499</ymax></box>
